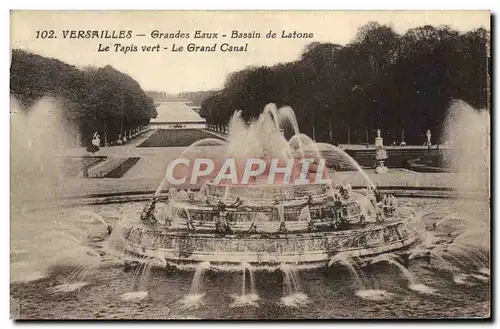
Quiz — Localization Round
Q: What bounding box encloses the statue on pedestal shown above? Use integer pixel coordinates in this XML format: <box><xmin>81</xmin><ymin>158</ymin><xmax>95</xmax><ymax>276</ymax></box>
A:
<box><xmin>425</xmin><ymin>129</ymin><xmax>432</xmax><ymax>152</ymax></box>
<box><xmin>375</xmin><ymin>129</ymin><xmax>383</xmax><ymax>148</ymax></box>
<box><xmin>374</xmin><ymin>129</ymin><xmax>388</xmax><ymax>174</ymax></box>
<box><xmin>86</xmin><ymin>132</ymin><xmax>101</xmax><ymax>155</ymax></box>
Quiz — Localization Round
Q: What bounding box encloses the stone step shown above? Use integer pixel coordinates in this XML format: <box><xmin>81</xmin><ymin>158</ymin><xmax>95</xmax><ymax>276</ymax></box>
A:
<box><xmin>87</xmin><ymin>157</ymin><xmax>136</xmax><ymax>178</ymax></box>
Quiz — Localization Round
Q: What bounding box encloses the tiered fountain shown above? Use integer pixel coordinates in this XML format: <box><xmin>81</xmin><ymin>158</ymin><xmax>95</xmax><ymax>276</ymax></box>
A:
<box><xmin>111</xmin><ymin>104</ymin><xmax>419</xmax><ymax>270</ymax></box>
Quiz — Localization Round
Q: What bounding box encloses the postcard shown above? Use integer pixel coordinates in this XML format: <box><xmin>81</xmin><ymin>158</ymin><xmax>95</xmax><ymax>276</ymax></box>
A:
<box><xmin>10</xmin><ymin>10</ymin><xmax>491</xmax><ymax>320</ymax></box>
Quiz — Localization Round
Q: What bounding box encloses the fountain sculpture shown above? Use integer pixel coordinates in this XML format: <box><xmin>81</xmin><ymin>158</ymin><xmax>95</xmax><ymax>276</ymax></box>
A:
<box><xmin>112</xmin><ymin>104</ymin><xmax>418</xmax><ymax>270</ymax></box>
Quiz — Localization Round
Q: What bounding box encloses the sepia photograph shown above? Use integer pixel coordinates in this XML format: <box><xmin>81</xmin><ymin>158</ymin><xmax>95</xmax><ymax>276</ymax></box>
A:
<box><xmin>9</xmin><ymin>10</ymin><xmax>491</xmax><ymax>320</ymax></box>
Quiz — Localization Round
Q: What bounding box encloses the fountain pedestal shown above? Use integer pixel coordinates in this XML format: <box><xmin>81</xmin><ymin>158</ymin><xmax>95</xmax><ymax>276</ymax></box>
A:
<box><xmin>375</xmin><ymin>129</ymin><xmax>388</xmax><ymax>174</ymax></box>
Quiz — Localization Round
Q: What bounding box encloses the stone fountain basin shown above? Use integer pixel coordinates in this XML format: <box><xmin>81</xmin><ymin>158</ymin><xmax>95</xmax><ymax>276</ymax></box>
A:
<box><xmin>119</xmin><ymin>220</ymin><xmax>417</xmax><ymax>268</ymax></box>
<box><xmin>169</xmin><ymin>199</ymin><xmax>371</xmax><ymax>233</ymax></box>
<box><xmin>205</xmin><ymin>181</ymin><xmax>332</xmax><ymax>204</ymax></box>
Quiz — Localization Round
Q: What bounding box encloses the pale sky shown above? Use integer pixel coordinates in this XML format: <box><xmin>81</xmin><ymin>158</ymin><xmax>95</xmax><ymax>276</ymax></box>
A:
<box><xmin>11</xmin><ymin>10</ymin><xmax>490</xmax><ymax>94</ymax></box>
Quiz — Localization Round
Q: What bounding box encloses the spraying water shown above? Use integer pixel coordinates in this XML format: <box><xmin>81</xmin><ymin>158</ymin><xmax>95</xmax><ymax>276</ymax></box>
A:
<box><xmin>437</xmin><ymin>101</ymin><xmax>490</xmax><ymax>251</ymax></box>
<box><xmin>371</xmin><ymin>254</ymin><xmax>436</xmax><ymax>294</ymax></box>
<box><xmin>121</xmin><ymin>291</ymin><xmax>149</xmax><ymax>302</ymax></box>
<box><xmin>176</xmin><ymin>261</ymin><xmax>211</xmax><ymax>310</ymax></box>
<box><xmin>10</xmin><ymin>97</ymin><xmax>106</xmax><ymax>283</ymax></box>
<box><xmin>119</xmin><ymin>256</ymin><xmax>164</xmax><ymax>303</ymax></box>
<box><xmin>51</xmin><ymin>282</ymin><xmax>90</xmax><ymax>293</ymax></box>
<box><xmin>153</xmin><ymin>103</ymin><xmax>376</xmax><ymax>200</ymax></box>
<box><xmin>316</xmin><ymin>142</ymin><xmax>375</xmax><ymax>188</ymax></box>
<box><xmin>226</xmin><ymin>107</ymin><xmax>291</xmax><ymax>160</ymax></box>
<box><xmin>405</xmin><ymin>100</ymin><xmax>491</xmax><ymax>288</ymax></box>
<box><xmin>278</xmin><ymin>106</ymin><xmax>305</xmax><ymax>157</ymax></box>
<box><xmin>355</xmin><ymin>289</ymin><xmax>394</xmax><ymax>301</ymax></box>
<box><xmin>279</xmin><ymin>264</ymin><xmax>309</xmax><ymax>307</ymax></box>
<box><xmin>230</xmin><ymin>263</ymin><xmax>259</xmax><ymax>308</ymax></box>
<box><xmin>11</xmin><ymin>97</ymin><xmax>72</xmax><ymax>205</ymax></box>
<box><xmin>441</xmin><ymin>99</ymin><xmax>490</xmax><ymax>191</ymax></box>
<box><xmin>328</xmin><ymin>253</ymin><xmax>366</xmax><ymax>289</ymax></box>
<box><xmin>299</xmin><ymin>206</ymin><xmax>311</xmax><ymax>222</ymax></box>
<box><xmin>154</xmin><ymin>138</ymin><xmax>228</xmax><ymax>196</ymax></box>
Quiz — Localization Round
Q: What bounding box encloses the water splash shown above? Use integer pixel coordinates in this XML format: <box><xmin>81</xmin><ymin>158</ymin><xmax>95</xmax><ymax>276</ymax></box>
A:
<box><xmin>453</xmin><ymin>274</ymin><xmax>478</xmax><ymax>286</ymax></box>
<box><xmin>437</xmin><ymin>101</ymin><xmax>490</xmax><ymax>274</ymax></box>
<box><xmin>175</xmin><ymin>262</ymin><xmax>210</xmax><ymax>310</ymax></box>
<box><xmin>230</xmin><ymin>293</ymin><xmax>260</xmax><ymax>308</ymax></box>
<box><xmin>288</xmin><ymin>133</ymin><xmax>320</xmax><ymax>160</ymax></box>
<box><xmin>277</xmin><ymin>203</ymin><xmax>285</xmax><ymax>222</ymax></box>
<box><xmin>120</xmin><ymin>291</ymin><xmax>149</xmax><ymax>302</ymax></box>
<box><xmin>316</xmin><ymin>142</ymin><xmax>375</xmax><ymax>188</ymax></box>
<box><xmin>328</xmin><ymin>254</ymin><xmax>366</xmax><ymax>289</ymax></box>
<box><xmin>452</xmin><ymin>268</ymin><xmax>489</xmax><ymax>286</ymax></box>
<box><xmin>132</xmin><ymin>257</ymin><xmax>155</xmax><ymax>292</ymax></box>
<box><xmin>469</xmin><ymin>269</ymin><xmax>490</xmax><ymax>282</ymax></box>
<box><xmin>355</xmin><ymin>289</ymin><xmax>393</xmax><ymax>301</ymax></box>
<box><xmin>299</xmin><ymin>206</ymin><xmax>311</xmax><ymax>222</ymax></box>
<box><xmin>280</xmin><ymin>292</ymin><xmax>309</xmax><ymax>308</ymax></box>
<box><xmin>441</xmin><ymin>100</ymin><xmax>490</xmax><ymax>191</ymax></box>
<box><xmin>9</xmin><ymin>97</ymin><xmax>105</xmax><ymax>284</ymax></box>
<box><xmin>278</xmin><ymin>106</ymin><xmax>306</xmax><ymax>157</ymax></box>
<box><xmin>230</xmin><ymin>263</ymin><xmax>259</xmax><ymax>308</ymax></box>
<box><xmin>11</xmin><ymin>97</ymin><xmax>75</xmax><ymax>206</ymax></box>
<box><xmin>408</xmin><ymin>284</ymin><xmax>437</xmax><ymax>294</ymax></box>
<box><xmin>175</xmin><ymin>293</ymin><xmax>206</xmax><ymax>311</ymax></box>
<box><xmin>371</xmin><ymin>254</ymin><xmax>436</xmax><ymax>294</ymax></box>
<box><xmin>154</xmin><ymin>138</ymin><xmax>228</xmax><ymax>196</ymax></box>
<box><xmin>11</xmin><ymin>211</ymin><xmax>103</xmax><ymax>284</ymax></box>
<box><xmin>279</xmin><ymin>264</ymin><xmax>309</xmax><ymax>307</ymax></box>
<box><xmin>442</xmin><ymin>244</ymin><xmax>487</xmax><ymax>270</ymax></box>
<box><xmin>51</xmin><ymin>282</ymin><xmax>90</xmax><ymax>293</ymax></box>
<box><xmin>478</xmin><ymin>267</ymin><xmax>490</xmax><ymax>276</ymax></box>
<box><xmin>226</xmin><ymin>107</ymin><xmax>291</xmax><ymax>160</ymax></box>
<box><xmin>152</xmin><ymin>103</ymin><xmax>378</xmax><ymax>204</ymax></box>
<box><xmin>73</xmin><ymin>210</ymin><xmax>112</xmax><ymax>239</ymax></box>
<box><xmin>413</xmin><ymin>196</ymin><xmax>489</xmax><ymax>276</ymax></box>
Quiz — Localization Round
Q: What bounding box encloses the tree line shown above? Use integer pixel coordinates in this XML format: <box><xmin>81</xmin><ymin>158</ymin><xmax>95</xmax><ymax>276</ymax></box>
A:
<box><xmin>10</xmin><ymin>49</ymin><xmax>157</xmax><ymax>145</ymax></box>
<box><xmin>200</xmin><ymin>23</ymin><xmax>489</xmax><ymax>145</ymax></box>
